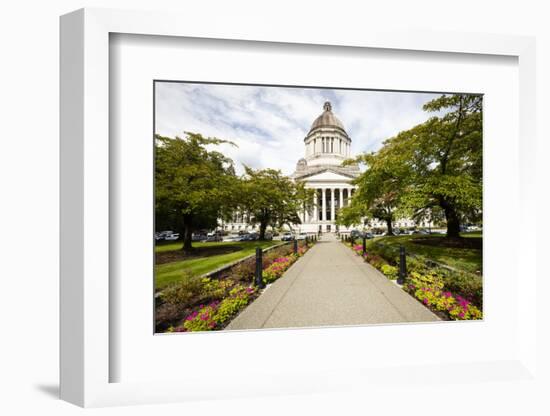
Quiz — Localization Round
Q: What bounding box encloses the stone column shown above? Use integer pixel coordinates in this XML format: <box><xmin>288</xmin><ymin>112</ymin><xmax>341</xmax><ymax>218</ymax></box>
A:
<box><xmin>330</xmin><ymin>188</ymin><xmax>335</xmax><ymax>222</ymax></box>
<box><xmin>322</xmin><ymin>188</ymin><xmax>326</xmax><ymax>221</ymax></box>
<box><xmin>313</xmin><ymin>190</ymin><xmax>318</xmax><ymax>222</ymax></box>
<box><xmin>339</xmin><ymin>188</ymin><xmax>344</xmax><ymax>210</ymax></box>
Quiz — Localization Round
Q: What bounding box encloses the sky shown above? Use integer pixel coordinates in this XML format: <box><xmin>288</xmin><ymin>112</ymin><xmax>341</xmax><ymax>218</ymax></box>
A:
<box><xmin>155</xmin><ymin>82</ymin><xmax>443</xmax><ymax>175</ymax></box>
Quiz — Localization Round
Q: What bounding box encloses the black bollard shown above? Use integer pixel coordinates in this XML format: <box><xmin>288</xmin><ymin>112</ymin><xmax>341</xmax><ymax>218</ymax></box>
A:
<box><xmin>255</xmin><ymin>247</ymin><xmax>265</xmax><ymax>288</ymax></box>
<box><xmin>362</xmin><ymin>237</ymin><xmax>366</xmax><ymax>256</ymax></box>
<box><xmin>398</xmin><ymin>245</ymin><xmax>407</xmax><ymax>285</ymax></box>
<box><xmin>293</xmin><ymin>239</ymin><xmax>298</xmax><ymax>254</ymax></box>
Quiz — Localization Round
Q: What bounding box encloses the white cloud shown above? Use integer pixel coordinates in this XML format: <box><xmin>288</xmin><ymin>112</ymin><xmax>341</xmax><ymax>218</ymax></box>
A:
<box><xmin>155</xmin><ymin>82</ymin><xmax>443</xmax><ymax>175</ymax></box>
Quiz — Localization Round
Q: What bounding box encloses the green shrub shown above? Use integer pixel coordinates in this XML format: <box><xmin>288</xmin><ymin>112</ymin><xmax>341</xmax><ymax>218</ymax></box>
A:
<box><xmin>228</xmin><ymin>257</ymin><xmax>256</xmax><ymax>283</ymax></box>
<box><xmin>369</xmin><ymin>244</ymin><xmax>398</xmax><ymax>266</ymax></box>
<box><xmin>406</xmin><ymin>257</ymin><xmax>430</xmax><ymax>274</ymax></box>
<box><xmin>183</xmin><ymin>304</ymin><xmax>218</xmax><ymax>331</ymax></box>
<box><xmin>201</xmin><ymin>277</ymin><xmax>234</xmax><ymax>299</ymax></box>
<box><xmin>380</xmin><ymin>264</ymin><xmax>398</xmax><ymax>280</ymax></box>
<box><xmin>443</xmin><ymin>271</ymin><xmax>483</xmax><ymax>308</ymax></box>
<box><xmin>365</xmin><ymin>253</ymin><xmax>387</xmax><ymax>270</ymax></box>
<box><xmin>155</xmin><ymin>303</ymin><xmax>183</xmax><ymax>330</ymax></box>
<box><xmin>161</xmin><ymin>272</ymin><xmax>233</xmax><ymax>309</ymax></box>
<box><xmin>160</xmin><ymin>272</ymin><xmax>205</xmax><ymax>307</ymax></box>
<box><xmin>214</xmin><ymin>286</ymin><xmax>252</xmax><ymax>324</ymax></box>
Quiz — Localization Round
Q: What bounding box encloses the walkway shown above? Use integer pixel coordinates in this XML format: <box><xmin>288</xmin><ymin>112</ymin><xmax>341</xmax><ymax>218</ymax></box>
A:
<box><xmin>226</xmin><ymin>233</ymin><xmax>439</xmax><ymax>330</ymax></box>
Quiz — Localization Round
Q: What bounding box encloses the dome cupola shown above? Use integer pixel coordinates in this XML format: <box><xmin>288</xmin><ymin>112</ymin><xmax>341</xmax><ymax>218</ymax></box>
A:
<box><xmin>309</xmin><ymin>101</ymin><xmax>346</xmax><ymax>133</ymax></box>
<box><xmin>302</xmin><ymin>101</ymin><xmax>352</xmax><ymax>167</ymax></box>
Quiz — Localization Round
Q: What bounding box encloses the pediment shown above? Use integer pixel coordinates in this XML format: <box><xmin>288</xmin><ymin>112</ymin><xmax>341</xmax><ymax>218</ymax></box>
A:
<box><xmin>295</xmin><ymin>168</ymin><xmax>357</xmax><ymax>182</ymax></box>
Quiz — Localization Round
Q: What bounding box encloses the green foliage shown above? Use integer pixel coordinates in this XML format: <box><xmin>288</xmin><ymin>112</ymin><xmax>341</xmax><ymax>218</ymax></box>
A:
<box><xmin>263</xmin><ymin>255</ymin><xmax>295</xmax><ymax>284</ymax></box>
<box><xmin>155</xmin><ymin>132</ymin><xmax>239</xmax><ymax>250</ymax></box>
<box><xmin>155</xmin><ymin>240</ymin><xmax>277</xmax><ymax>289</ymax></box>
<box><xmin>380</xmin><ymin>264</ymin><xmax>398</xmax><ymax>280</ymax></box>
<box><xmin>160</xmin><ymin>272</ymin><xmax>231</xmax><ymax>309</ymax></box>
<box><xmin>183</xmin><ymin>304</ymin><xmax>218</xmax><ymax>331</ymax></box>
<box><xmin>160</xmin><ymin>272</ymin><xmax>205</xmax><ymax>307</ymax></box>
<box><xmin>443</xmin><ymin>271</ymin><xmax>483</xmax><ymax>308</ymax></box>
<box><xmin>405</xmin><ymin>271</ymin><xmax>482</xmax><ymax>320</ymax></box>
<box><xmin>228</xmin><ymin>257</ymin><xmax>256</xmax><ymax>283</ymax></box>
<box><xmin>345</xmin><ymin>94</ymin><xmax>483</xmax><ymax>237</ymax></box>
<box><xmin>155</xmin><ymin>303</ymin><xmax>182</xmax><ymax>330</ymax></box>
<box><xmin>364</xmin><ymin>252</ymin><xmax>387</xmax><ymax>270</ymax></box>
<box><xmin>214</xmin><ymin>285</ymin><xmax>253</xmax><ymax>324</ymax></box>
<box><xmin>239</xmin><ymin>167</ymin><xmax>314</xmax><ymax>239</ymax></box>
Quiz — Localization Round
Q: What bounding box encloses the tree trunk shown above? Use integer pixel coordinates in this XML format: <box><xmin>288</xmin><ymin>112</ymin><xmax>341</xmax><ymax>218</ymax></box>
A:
<box><xmin>259</xmin><ymin>221</ymin><xmax>268</xmax><ymax>241</ymax></box>
<box><xmin>442</xmin><ymin>202</ymin><xmax>461</xmax><ymax>238</ymax></box>
<box><xmin>181</xmin><ymin>216</ymin><xmax>193</xmax><ymax>252</ymax></box>
<box><xmin>386</xmin><ymin>218</ymin><xmax>393</xmax><ymax>236</ymax></box>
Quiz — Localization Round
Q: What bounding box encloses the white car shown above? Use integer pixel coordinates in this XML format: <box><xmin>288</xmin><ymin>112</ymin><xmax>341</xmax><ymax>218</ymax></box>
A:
<box><xmin>164</xmin><ymin>233</ymin><xmax>180</xmax><ymax>241</ymax></box>
<box><xmin>295</xmin><ymin>233</ymin><xmax>308</xmax><ymax>240</ymax></box>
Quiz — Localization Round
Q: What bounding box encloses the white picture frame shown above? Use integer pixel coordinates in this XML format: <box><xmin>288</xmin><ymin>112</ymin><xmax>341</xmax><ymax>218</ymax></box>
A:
<box><xmin>60</xmin><ymin>8</ymin><xmax>538</xmax><ymax>408</ymax></box>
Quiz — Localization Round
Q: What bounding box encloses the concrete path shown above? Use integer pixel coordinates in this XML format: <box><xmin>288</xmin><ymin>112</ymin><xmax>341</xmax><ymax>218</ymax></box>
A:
<box><xmin>226</xmin><ymin>233</ymin><xmax>439</xmax><ymax>330</ymax></box>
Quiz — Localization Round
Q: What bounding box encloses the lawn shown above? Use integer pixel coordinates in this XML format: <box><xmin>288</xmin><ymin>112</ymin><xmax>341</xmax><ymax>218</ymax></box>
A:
<box><xmin>366</xmin><ymin>232</ymin><xmax>482</xmax><ymax>274</ymax></box>
<box><xmin>155</xmin><ymin>240</ymin><xmax>280</xmax><ymax>290</ymax></box>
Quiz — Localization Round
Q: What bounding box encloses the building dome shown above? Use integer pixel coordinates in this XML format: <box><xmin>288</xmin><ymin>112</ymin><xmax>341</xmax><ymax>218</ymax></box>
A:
<box><xmin>296</xmin><ymin>158</ymin><xmax>307</xmax><ymax>171</ymax></box>
<box><xmin>309</xmin><ymin>101</ymin><xmax>346</xmax><ymax>132</ymax></box>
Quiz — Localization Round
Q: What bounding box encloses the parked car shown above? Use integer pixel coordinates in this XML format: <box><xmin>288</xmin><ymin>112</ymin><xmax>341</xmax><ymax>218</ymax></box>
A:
<box><xmin>205</xmin><ymin>234</ymin><xmax>223</xmax><ymax>242</ymax></box>
<box><xmin>155</xmin><ymin>230</ymin><xmax>177</xmax><ymax>241</ymax></box>
<box><xmin>192</xmin><ymin>233</ymin><xmax>207</xmax><ymax>241</ymax></box>
<box><xmin>295</xmin><ymin>233</ymin><xmax>308</xmax><ymax>240</ymax></box>
<box><xmin>264</xmin><ymin>232</ymin><xmax>273</xmax><ymax>241</ymax></box>
<box><xmin>237</xmin><ymin>233</ymin><xmax>255</xmax><ymax>241</ymax></box>
<box><xmin>281</xmin><ymin>233</ymin><xmax>294</xmax><ymax>241</ymax></box>
<box><xmin>350</xmin><ymin>229</ymin><xmax>361</xmax><ymax>238</ymax></box>
<box><xmin>164</xmin><ymin>233</ymin><xmax>180</xmax><ymax>241</ymax></box>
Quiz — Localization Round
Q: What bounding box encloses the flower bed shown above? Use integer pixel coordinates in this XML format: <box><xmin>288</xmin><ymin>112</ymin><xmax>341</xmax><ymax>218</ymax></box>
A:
<box><xmin>157</xmin><ymin>240</ymin><xmax>314</xmax><ymax>332</ymax></box>
<box><xmin>344</xmin><ymin>241</ymin><xmax>482</xmax><ymax>321</ymax></box>
<box><xmin>403</xmin><ymin>271</ymin><xmax>482</xmax><ymax>320</ymax></box>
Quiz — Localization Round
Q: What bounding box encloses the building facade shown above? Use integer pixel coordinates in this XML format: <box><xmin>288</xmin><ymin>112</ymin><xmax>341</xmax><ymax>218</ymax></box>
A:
<box><xmin>291</xmin><ymin>101</ymin><xmax>359</xmax><ymax>233</ymax></box>
<box><xmin>220</xmin><ymin>101</ymin><xmax>432</xmax><ymax>234</ymax></box>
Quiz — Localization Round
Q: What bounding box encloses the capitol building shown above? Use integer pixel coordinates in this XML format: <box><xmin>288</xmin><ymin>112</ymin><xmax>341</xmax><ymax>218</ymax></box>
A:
<box><xmin>291</xmin><ymin>101</ymin><xmax>360</xmax><ymax>233</ymax></box>
<box><xmin>222</xmin><ymin>101</ymin><xmax>422</xmax><ymax>234</ymax></box>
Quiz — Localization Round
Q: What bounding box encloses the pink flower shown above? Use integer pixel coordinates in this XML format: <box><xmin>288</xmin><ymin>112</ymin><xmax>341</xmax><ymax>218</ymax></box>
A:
<box><xmin>459</xmin><ymin>312</ymin><xmax>465</xmax><ymax>318</ymax></box>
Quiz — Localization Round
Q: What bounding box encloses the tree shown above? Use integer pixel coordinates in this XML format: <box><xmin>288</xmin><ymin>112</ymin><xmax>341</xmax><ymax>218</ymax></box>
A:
<box><xmin>240</xmin><ymin>167</ymin><xmax>314</xmax><ymax>240</ymax></box>
<box><xmin>155</xmin><ymin>132</ymin><xmax>238</xmax><ymax>251</ymax></box>
<box><xmin>337</xmin><ymin>148</ymin><xmax>409</xmax><ymax>235</ymax></box>
<box><xmin>376</xmin><ymin>94</ymin><xmax>483</xmax><ymax>238</ymax></box>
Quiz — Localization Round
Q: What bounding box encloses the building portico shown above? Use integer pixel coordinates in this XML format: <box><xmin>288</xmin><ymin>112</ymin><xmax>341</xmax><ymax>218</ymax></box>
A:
<box><xmin>291</xmin><ymin>102</ymin><xmax>360</xmax><ymax>233</ymax></box>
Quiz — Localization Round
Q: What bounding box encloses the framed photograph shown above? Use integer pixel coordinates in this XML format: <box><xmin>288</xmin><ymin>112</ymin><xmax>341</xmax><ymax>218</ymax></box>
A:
<box><xmin>60</xmin><ymin>8</ymin><xmax>537</xmax><ymax>408</ymax></box>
